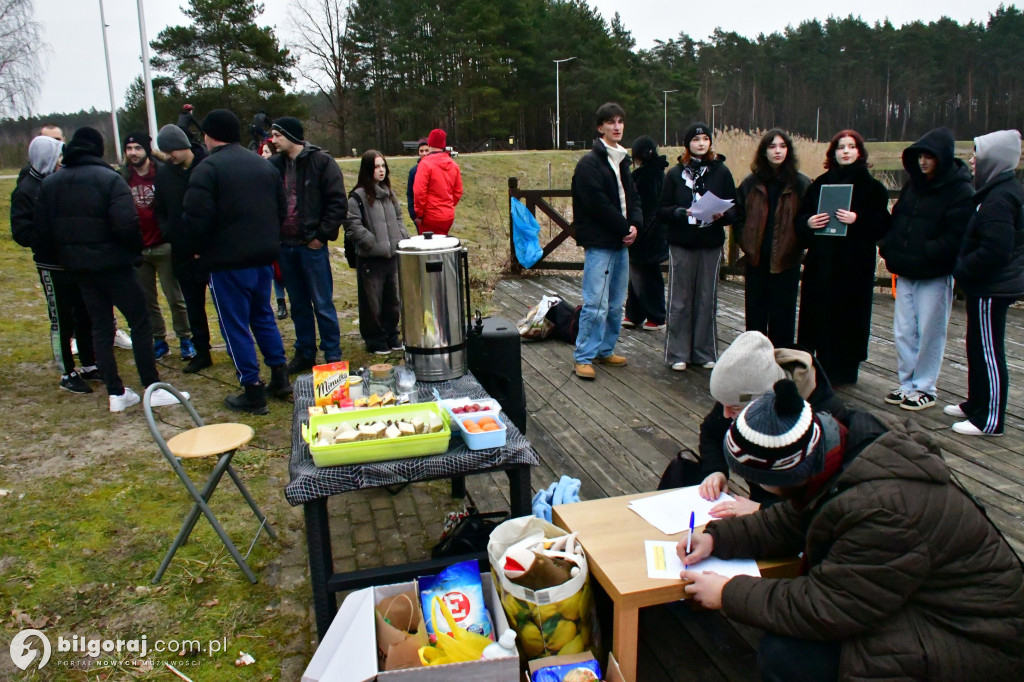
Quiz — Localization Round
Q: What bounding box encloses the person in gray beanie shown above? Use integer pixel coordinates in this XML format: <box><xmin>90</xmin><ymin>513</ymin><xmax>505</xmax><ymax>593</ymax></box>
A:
<box><xmin>678</xmin><ymin>380</ymin><xmax>1024</xmax><ymax>682</ymax></box>
<box><xmin>692</xmin><ymin>331</ymin><xmax>844</xmax><ymax>517</ymax></box>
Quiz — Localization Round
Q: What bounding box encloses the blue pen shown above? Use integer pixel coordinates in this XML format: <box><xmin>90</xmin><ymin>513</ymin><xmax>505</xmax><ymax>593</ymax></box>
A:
<box><xmin>686</xmin><ymin>511</ymin><xmax>695</xmax><ymax>555</ymax></box>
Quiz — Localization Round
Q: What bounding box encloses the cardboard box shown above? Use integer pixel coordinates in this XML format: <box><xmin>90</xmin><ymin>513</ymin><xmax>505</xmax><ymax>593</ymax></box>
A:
<box><xmin>303</xmin><ymin>572</ymin><xmax>518</xmax><ymax>682</ymax></box>
<box><xmin>525</xmin><ymin>652</ymin><xmax>624</xmax><ymax>682</ymax></box>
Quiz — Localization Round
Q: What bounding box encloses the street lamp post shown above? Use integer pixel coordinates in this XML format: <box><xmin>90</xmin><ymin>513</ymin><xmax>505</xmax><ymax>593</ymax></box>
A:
<box><xmin>816</xmin><ymin>107</ymin><xmax>821</xmax><ymax>143</ymax></box>
<box><xmin>711</xmin><ymin>102</ymin><xmax>724</xmax><ymax>136</ymax></box>
<box><xmin>662</xmin><ymin>89</ymin><xmax>678</xmax><ymax>147</ymax></box>
<box><xmin>136</xmin><ymin>0</ymin><xmax>159</xmax><ymax>145</ymax></box>
<box><xmin>553</xmin><ymin>57</ymin><xmax>577</xmax><ymax>150</ymax></box>
<box><xmin>97</xmin><ymin>0</ymin><xmax>122</xmax><ymax>164</ymax></box>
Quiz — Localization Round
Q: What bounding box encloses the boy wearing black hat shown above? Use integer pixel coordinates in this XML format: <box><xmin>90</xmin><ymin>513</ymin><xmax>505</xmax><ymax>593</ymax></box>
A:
<box><xmin>120</xmin><ymin>131</ymin><xmax>194</xmax><ymax>362</ymax></box>
<box><xmin>268</xmin><ymin>116</ymin><xmax>347</xmax><ymax>373</ymax></box>
<box><xmin>678</xmin><ymin>381</ymin><xmax>1024</xmax><ymax>681</ymax></box>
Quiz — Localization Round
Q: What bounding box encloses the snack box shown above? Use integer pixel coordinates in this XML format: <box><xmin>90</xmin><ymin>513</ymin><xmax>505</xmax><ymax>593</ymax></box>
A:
<box><xmin>439</xmin><ymin>398</ymin><xmax>507</xmax><ymax>450</ymax></box>
<box><xmin>301</xmin><ymin>402</ymin><xmax>451</xmax><ymax>467</ymax></box>
<box><xmin>526</xmin><ymin>653</ymin><xmax>624</xmax><ymax>682</ymax></box>
<box><xmin>302</xmin><ymin>572</ymin><xmax>518</xmax><ymax>682</ymax></box>
<box><xmin>439</xmin><ymin>397</ymin><xmax>502</xmax><ymax>422</ymax></box>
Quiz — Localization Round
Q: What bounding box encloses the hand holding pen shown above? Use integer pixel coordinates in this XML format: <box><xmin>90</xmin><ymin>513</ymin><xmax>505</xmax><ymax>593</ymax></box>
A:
<box><xmin>676</xmin><ymin>513</ymin><xmax>714</xmax><ymax>566</ymax></box>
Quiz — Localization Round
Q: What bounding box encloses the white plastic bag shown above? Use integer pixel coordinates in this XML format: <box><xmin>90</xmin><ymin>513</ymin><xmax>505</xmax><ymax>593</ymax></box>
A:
<box><xmin>517</xmin><ymin>295</ymin><xmax>561</xmax><ymax>340</ymax></box>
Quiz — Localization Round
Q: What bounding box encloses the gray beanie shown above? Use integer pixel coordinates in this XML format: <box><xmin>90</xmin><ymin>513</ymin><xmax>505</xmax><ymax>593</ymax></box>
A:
<box><xmin>709</xmin><ymin>331</ymin><xmax>786</xmax><ymax>407</ymax></box>
<box><xmin>157</xmin><ymin>124</ymin><xmax>191</xmax><ymax>152</ymax></box>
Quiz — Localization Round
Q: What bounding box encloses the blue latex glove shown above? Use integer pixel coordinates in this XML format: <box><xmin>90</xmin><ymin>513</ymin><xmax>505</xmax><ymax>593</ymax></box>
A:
<box><xmin>532</xmin><ymin>488</ymin><xmax>553</xmax><ymax>522</ymax></box>
<box><xmin>552</xmin><ymin>475</ymin><xmax>572</xmax><ymax>506</ymax></box>
<box><xmin>562</xmin><ymin>478</ymin><xmax>581</xmax><ymax>504</ymax></box>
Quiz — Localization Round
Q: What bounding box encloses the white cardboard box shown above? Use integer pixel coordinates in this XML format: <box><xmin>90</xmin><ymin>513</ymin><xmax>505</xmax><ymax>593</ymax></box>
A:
<box><xmin>303</xmin><ymin>572</ymin><xmax>519</xmax><ymax>682</ymax></box>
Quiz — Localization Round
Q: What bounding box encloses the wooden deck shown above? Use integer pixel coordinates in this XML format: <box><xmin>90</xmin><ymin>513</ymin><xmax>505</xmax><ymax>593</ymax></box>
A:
<box><xmin>465</xmin><ymin>273</ymin><xmax>1024</xmax><ymax>681</ymax></box>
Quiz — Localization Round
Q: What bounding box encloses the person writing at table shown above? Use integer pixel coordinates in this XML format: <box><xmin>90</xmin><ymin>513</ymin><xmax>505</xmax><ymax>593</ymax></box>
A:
<box><xmin>677</xmin><ymin>380</ymin><xmax>1024</xmax><ymax>682</ymax></box>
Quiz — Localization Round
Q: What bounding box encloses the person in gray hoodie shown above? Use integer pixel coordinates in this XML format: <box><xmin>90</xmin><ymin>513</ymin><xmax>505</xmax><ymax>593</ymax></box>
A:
<box><xmin>947</xmin><ymin>130</ymin><xmax>1024</xmax><ymax>436</ymax></box>
<box><xmin>345</xmin><ymin>150</ymin><xmax>410</xmax><ymax>354</ymax></box>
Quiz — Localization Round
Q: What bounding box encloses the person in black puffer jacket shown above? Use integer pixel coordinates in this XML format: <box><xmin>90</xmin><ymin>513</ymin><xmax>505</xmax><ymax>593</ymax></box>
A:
<box><xmin>11</xmin><ymin>135</ymin><xmax>98</xmax><ymax>394</ymax></box>
<box><xmin>878</xmin><ymin>127</ymin><xmax>974</xmax><ymax>411</ymax></box>
<box><xmin>181</xmin><ymin>109</ymin><xmax>290</xmax><ymax>414</ymax></box>
<box><xmin>34</xmin><ymin>127</ymin><xmax>178</xmax><ymax>412</ymax></box>
<box><xmin>660</xmin><ymin>122</ymin><xmax>736</xmax><ymax>371</ymax></box>
<box><xmin>947</xmin><ymin>129</ymin><xmax>1024</xmax><ymax>437</ymax></box>
<box><xmin>622</xmin><ymin>136</ymin><xmax>669</xmax><ymax>330</ymax></box>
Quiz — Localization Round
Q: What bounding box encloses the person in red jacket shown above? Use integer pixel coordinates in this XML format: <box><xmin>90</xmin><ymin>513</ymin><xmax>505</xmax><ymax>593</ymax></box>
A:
<box><xmin>412</xmin><ymin>128</ymin><xmax>463</xmax><ymax>235</ymax></box>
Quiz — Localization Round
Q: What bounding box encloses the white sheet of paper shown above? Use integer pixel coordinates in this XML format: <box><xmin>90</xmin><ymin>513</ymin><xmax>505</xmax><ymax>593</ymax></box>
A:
<box><xmin>628</xmin><ymin>486</ymin><xmax>734</xmax><ymax>535</ymax></box>
<box><xmin>644</xmin><ymin>541</ymin><xmax>762</xmax><ymax>580</ymax></box>
<box><xmin>688</xmin><ymin>191</ymin><xmax>735</xmax><ymax>223</ymax></box>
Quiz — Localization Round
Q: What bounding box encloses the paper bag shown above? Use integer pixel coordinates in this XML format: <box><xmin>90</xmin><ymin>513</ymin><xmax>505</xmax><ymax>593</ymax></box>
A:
<box><xmin>374</xmin><ymin>590</ymin><xmax>429</xmax><ymax>671</ymax></box>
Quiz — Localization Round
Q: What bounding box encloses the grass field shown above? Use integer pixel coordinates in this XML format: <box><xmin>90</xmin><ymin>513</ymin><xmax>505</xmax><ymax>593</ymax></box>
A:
<box><xmin>0</xmin><ymin>134</ymin><xmax>999</xmax><ymax>679</ymax></box>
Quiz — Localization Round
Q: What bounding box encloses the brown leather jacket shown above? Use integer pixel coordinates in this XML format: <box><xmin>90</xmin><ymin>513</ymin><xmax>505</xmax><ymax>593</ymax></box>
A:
<box><xmin>735</xmin><ymin>172</ymin><xmax>810</xmax><ymax>272</ymax></box>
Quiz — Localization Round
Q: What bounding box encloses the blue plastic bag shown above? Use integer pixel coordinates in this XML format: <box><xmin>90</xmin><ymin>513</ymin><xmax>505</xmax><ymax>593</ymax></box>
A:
<box><xmin>511</xmin><ymin>198</ymin><xmax>544</xmax><ymax>269</ymax></box>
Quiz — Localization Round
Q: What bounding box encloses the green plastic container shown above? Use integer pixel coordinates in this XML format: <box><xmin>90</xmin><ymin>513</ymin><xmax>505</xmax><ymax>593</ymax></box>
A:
<box><xmin>301</xmin><ymin>402</ymin><xmax>451</xmax><ymax>467</ymax></box>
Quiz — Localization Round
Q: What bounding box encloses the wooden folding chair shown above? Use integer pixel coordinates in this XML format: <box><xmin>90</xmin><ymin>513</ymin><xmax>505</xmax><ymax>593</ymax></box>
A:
<box><xmin>143</xmin><ymin>383</ymin><xmax>277</xmax><ymax>584</ymax></box>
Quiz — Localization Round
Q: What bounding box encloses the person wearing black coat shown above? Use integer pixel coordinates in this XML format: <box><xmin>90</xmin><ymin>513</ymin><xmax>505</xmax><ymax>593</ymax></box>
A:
<box><xmin>568</xmin><ymin>102</ymin><xmax>642</xmax><ymax>380</ymax></box>
<box><xmin>181</xmin><ymin>109</ymin><xmax>290</xmax><ymax>414</ymax></box>
<box><xmin>10</xmin><ymin>135</ymin><xmax>97</xmax><ymax>394</ymax></box>
<box><xmin>878</xmin><ymin>127</ymin><xmax>974</xmax><ymax>411</ymax></box>
<box><xmin>34</xmin><ymin>127</ymin><xmax>176</xmax><ymax>412</ymax></box>
<box><xmin>154</xmin><ymin>124</ymin><xmax>211</xmax><ymax>374</ymax></box>
<box><xmin>796</xmin><ymin>130</ymin><xmax>891</xmax><ymax>385</ymax></box>
<box><xmin>733</xmin><ymin>129</ymin><xmax>811</xmax><ymax>347</ymax></box>
<box><xmin>946</xmin><ymin>129</ymin><xmax>1024</xmax><ymax>437</ymax></box>
<box><xmin>660</xmin><ymin>123</ymin><xmax>737</xmax><ymax>370</ymax></box>
<box><xmin>623</xmin><ymin>136</ymin><xmax>669</xmax><ymax>329</ymax></box>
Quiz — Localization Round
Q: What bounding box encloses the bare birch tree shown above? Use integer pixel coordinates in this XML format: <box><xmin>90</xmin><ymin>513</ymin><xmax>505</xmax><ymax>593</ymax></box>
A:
<box><xmin>0</xmin><ymin>0</ymin><xmax>45</xmax><ymax>116</ymax></box>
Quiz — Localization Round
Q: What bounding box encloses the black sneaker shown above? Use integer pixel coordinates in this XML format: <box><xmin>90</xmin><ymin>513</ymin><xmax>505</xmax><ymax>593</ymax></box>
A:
<box><xmin>387</xmin><ymin>336</ymin><xmax>404</xmax><ymax>351</ymax></box>
<box><xmin>884</xmin><ymin>388</ymin><xmax>906</xmax><ymax>405</ymax></box>
<box><xmin>901</xmin><ymin>392</ymin><xmax>936</xmax><ymax>411</ymax></box>
<box><xmin>286</xmin><ymin>352</ymin><xmax>316</xmax><ymax>375</ymax></box>
<box><xmin>80</xmin><ymin>367</ymin><xmax>102</xmax><ymax>382</ymax></box>
<box><xmin>60</xmin><ymin>372</ymin><xmax>93</xmax><ymax>394</ymax></box>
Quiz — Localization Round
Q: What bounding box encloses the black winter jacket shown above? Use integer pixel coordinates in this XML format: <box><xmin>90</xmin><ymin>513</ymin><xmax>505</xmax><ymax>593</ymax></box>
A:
<box><xmin>35</xmin><ymin>150</ymin><xmax>141</xmax><ymax>273</ymax></box>
<box><xmin>269</xmin><ymin>143</ymin><xmax>347</xmax><ymax>245</ymax></box>
<box><xmin>628</xmin><ymin>155</ymin><xmax>669</xmax><ymax>263</ymax></box>
<box><xmin>10</xmin><ymin>172</ymin><xmax>59</xmax><ymax>267</ymax></box>
<box><xmin>659</xmin><ymin>155</ymin><xmax>736</xmax><ymax>249</ymax></box>
<box><xmin>953</xmin><ymin>171</ymin><xmax>1024</xmax><ymax>297</ymax></box>
<box><xmin>154</xmin><ymin>143</ymin><xmax>207</xmax><ymax>275</ymax></box>
<box><xmin>181</xmin><ymin>143</ymin><xmax>285</xmax><ymax>272</ymax></box>
<box><xmin>880</xmin><ymin>129</ymin><xmax>974</xmax><ymax>280</ymax></box>
<box><xmin>571</xmin><ymin>139</ymin><xmax>643</xmax><ymax>250</ymax></box>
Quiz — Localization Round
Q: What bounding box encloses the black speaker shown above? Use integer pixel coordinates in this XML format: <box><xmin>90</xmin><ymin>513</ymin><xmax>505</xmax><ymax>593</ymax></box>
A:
<box><xmin>466</xmin><ymin>316</ymin><xmax>527</xmax><ymax>434</ymax></box>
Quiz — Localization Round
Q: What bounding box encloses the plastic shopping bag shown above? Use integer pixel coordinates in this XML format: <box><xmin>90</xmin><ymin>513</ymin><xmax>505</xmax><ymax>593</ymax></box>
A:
<box><xmin>511</xmin><ymin>198</ymin><xmax>544</xmax><ymax>268</ymax></box>
<box><xmin>517</xmin><ymin>295</ymin><xmax>561</xmax><ymax>340</ymax></box>
<box><xmin>417</xmin><ymin>596</ymin><xmax>494</xmax><ymax>666</ymax></box>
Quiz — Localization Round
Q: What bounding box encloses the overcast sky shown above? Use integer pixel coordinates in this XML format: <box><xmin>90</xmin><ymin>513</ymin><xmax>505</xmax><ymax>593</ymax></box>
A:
<box><xmin>33</xmin><ymin>0</ymin><xmax>1014</xmax><ymax>116</ymax></box>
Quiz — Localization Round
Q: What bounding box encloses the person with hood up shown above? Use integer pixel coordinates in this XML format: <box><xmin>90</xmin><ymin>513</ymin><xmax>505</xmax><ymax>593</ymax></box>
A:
<box><xmin>621</xmin><ymin>135</ymin><xmax>669</xmax><ymax>331</ymax></box>
<box><xmin>679</xmin><ymin>380</ymin><xmax>1024</xmax><ymax>681</ymax></box>
<box><xmin>796</xmin><ymin>130</ymin><xmax>891</xmax><ymax>385</ymax></box>
<box><xmin>946</xmin><ymin>129</ymin><xmax>1024</xmax><ymax>437</ymax></box>
<box><xmin>660</xmin><ymin>122</ymin><xmax>736</xmax><ymax>371</ymax></box>
<box><xmin>879</xmin><ymin>127</ymin><xmax>974</xmax><ymax>411</ymax></box>
<box><xmin>34</xmin><ymin>127</ymin><xmax>186</xmax><ymax>412</ymax></box>
<box><xmin>154</xmin><ymin>124</ymin><xmax>212</xmax><ymax>374</ymax></box>
<box><xmin>11</xmin><ymin>135</ymin><xmax>98</xmax><ymax>394</ymax></box>
<box><xmin>695</xmin><ymin>331</ymin><xmax>846</xmax><ymax>516</ymax></box>
<box><xmin>412</xmin><ymin>128</ymin><xmax>463</xmax><ymax>235</ymax></box>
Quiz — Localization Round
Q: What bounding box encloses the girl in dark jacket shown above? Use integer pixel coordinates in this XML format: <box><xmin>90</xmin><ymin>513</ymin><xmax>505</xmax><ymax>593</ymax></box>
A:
<box><xmin>734</xmin><ymin>129</ymin><xmax>810</xmax><ymax>346</ymax></box>
<box><xmin>796</xmin><ymin>130</ymin><xmax>891</xmax><ymax>385</ymax></box>
<box><xmin>947</xmin><ymin>129</ymin><xmax>1024</xmax><ymax>436</ymax></box>
<box><xmin>344</xmin><ymin>150</ymin><xmax>410</xmax><ymax>354</ymax></box>
<box><xmin>623</xmin><ymin>136</ymin><xmax>669</xmax><ymax>330</ymax></box>
<box><xmin>660</xmin><ymin>123</ymin><xmax>736</xmax><ymax>370</ymax></box>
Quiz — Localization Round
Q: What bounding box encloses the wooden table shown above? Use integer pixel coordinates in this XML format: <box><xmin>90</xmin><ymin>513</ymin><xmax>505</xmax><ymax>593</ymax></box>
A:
<box><xmin>553</xmin><ymin>491</ymin><xmax>799</xmax><ymax>682</ymax></box>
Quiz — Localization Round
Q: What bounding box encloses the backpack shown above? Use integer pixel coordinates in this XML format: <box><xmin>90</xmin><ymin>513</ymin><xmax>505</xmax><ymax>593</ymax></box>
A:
<box><xmin>344</xmin><ymin>190</ymin><xmax>365</xmax><ymax>269</ymax></box>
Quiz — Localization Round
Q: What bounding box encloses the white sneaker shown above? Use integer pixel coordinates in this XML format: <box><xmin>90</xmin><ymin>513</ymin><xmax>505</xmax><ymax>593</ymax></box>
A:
<box><xmin>109</xmin><ymin>387</ymin><xmax>141</xmax><ymax>412</ymax></box>
<box><xmin>702</xmin><ymin>361</ymin><xmax>716</xmax><ymax>369</ymax></box>
<box><xmin>671</xmin><ymin>362</ymin><xmax>687</xmax><ymax>371</ymax></box>
<box><xmin>943</xmin><ymin>404</ymin><xmax>966</xmax><ymax>418</ymax></box>
<box><xmin>114</xmin><ymin>329</ymin><xmax>133</xmax><ymax>350</ymax></box>
<box><xmin>149</xmin><ymin>388</ymin><xmax>189</xmax><ymax>407</ymax></box>
<box><xmin>952</xmin><ymin>420</ymin><xmax>1002</xmax><ymax>437</ymax></box>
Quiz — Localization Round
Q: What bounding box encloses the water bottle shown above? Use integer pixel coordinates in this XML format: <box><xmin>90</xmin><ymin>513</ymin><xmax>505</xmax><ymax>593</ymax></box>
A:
<box><xmin>481</xmin><ymin>629</ymin><xmax>517</xmax><ymax>659</ymax></box>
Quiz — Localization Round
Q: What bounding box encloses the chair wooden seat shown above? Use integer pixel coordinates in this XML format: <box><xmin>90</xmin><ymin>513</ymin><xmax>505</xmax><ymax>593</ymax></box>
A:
<box><xmin>167</xmin><ymin>423</ymin><xmax>254</xmax><ymax>459</ymax></box>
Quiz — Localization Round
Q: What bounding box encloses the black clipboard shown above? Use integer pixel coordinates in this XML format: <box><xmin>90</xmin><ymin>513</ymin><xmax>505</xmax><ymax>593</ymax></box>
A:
<box><xmin>816</xmin><ymin>184</ymin><xmax>853</xmax><ymax>236</ymax></box>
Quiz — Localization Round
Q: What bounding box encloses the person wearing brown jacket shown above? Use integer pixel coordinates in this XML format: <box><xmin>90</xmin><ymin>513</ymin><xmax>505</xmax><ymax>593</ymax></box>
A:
<box><xmin>680</xmin><ymin>380</ymin><xmax>1024</xmax><ymax>681</ymax></box>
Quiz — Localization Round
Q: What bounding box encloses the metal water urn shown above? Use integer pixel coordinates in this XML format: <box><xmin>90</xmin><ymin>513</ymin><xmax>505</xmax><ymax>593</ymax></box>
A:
<box><xmin>396</xmin><ymin>233</ymin><xmax>471</xmax><ymax>381</ymax></box>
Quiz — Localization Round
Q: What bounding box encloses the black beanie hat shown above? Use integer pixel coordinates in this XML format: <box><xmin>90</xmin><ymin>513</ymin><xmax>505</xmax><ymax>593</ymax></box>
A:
<box><xmin>123</xmin><ymin>131</ymin><xmax>152</xmax><ymax>155</ymax></box>
<box><xmin>201</xmin><ymin>109</ymin><xmax>241</xmax><ymax>144</ymax></box>
<box><xmin>271</xmin><ymin>117</ymin><xmax>304</xmax><ymax>145</ymax></box>
<box><xmin>683</xmin><ymin>122</ymin><xmax>713</xmax><ymax>148</ymax></box>
<box><xmin>67</xmin><ymin>127</ymin><xmax>105</xmax><ymax>159</ymax></box>
<box><xmin>723</xmin><ymin>380</ymin><xmax>827</xmax><ymax>487</ymax></box>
